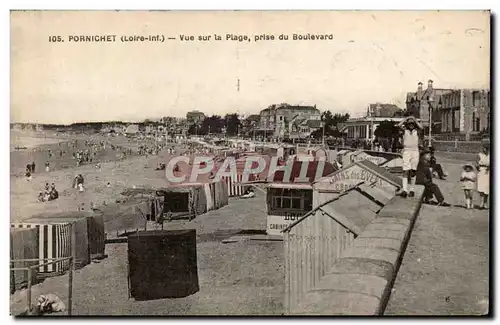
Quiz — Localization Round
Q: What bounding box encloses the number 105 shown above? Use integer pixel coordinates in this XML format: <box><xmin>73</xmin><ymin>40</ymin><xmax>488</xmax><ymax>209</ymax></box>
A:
<box><xmin>48</xmin><ymin>36</ymin><xmax>63</xmax><ymax>42</ymax></box>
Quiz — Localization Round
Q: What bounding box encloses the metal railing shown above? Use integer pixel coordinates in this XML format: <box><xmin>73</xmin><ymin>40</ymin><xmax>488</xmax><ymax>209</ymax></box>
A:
<box><xmin>11</xmin><ymin>222</ymin><xmax>77</xmax><ymax>316</ymax></box>
<box><xmin>11</xmin><ymin>257</ymin><xmax>74</xmax><ymax>316</ymax></box>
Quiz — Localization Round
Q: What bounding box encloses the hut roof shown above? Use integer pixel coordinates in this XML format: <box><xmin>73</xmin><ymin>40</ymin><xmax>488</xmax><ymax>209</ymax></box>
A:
<box><xmin>271</xmin><ymin>158</ymin><xmax>338</xmax><ymax>183</ymax></box>
<box><xmin>282</xmin><ymin>182</ymin><xmax>379</xmax><ymax>235</ymax></box>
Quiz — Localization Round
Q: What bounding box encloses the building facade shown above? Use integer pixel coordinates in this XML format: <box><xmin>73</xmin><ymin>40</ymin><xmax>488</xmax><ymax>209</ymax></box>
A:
<box><xmin>406</xmin><ymin>80</ymin><xmax>453</xmax><ymax>129</ymax></box>
<box><xmin>440</xmin><ymin>89</ymin><xmax>490</xmax><ymax>134</ymax></box>
<box><xmin>258</xmin><ymin>104</ymin><xmax>322</xmax><ymax>139</ymax></box>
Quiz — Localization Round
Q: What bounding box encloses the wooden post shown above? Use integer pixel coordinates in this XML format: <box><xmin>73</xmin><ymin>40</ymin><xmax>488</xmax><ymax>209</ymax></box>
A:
<box><xmin>27</xmin><ymin>267</ymin><xmax>32</xmax><ymax>312</ymax></box>
<box><xmin>68</xmin><ymin>222</ymin><xmax>76</xmax><ymax>316</ymax></box>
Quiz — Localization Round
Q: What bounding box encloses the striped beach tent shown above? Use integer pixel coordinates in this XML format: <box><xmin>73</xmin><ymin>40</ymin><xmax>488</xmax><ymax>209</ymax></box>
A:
<box><xmin>223</xmin><ymin>173</ymin><xmax>245</xmax><ymax>197</ymax></box>
<box><xmin>10</xmin><ymin>222</ymin><xmax>72</xmax><ymax>276</ymax></box>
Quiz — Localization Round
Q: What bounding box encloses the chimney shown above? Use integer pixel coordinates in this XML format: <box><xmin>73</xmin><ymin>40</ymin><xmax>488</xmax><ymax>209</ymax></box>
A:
<box><xmin>427</xmin><ymin>79</ymin><xmax>433</xmax><ymax>89</ymax></box>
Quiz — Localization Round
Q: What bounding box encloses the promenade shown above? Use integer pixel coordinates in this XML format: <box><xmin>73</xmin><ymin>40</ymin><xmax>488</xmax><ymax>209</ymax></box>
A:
<box><xmin>385</xmin><ymin>157</ymin><xmax>489</xmax><ymax>315</ymax></box>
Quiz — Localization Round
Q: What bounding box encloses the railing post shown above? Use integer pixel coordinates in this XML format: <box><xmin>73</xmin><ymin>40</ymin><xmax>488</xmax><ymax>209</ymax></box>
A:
<box><xmin>68</xmin><ymin>257</ymin><xmax>73</xmax><ymax>316</ymax></box>
<box><xmin>68</xmin><ymin>222</ymin><xmax>76</xmax><ymax>316</ymax></box>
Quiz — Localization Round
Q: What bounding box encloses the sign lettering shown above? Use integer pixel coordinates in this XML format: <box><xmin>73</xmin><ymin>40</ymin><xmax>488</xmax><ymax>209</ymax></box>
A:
<box><xmin>266</xmin><ymin>212</ymin><xmax>307</xmax><ymax>236</ymax></box>
<box><xmin>323</xmin><ymin>165</ymin><xmax>384</xmax><ymax>192</ymax></box>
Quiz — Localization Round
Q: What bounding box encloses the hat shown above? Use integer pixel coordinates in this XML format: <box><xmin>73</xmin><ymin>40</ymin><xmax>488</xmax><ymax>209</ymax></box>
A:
<box><xmin>405</xmin><ymin>116</ymin><xmax>417</xmax><ymax>124</ymax></box>
<box><xmin>420</xmin><ymin>148</ymin><xmax>431</xmax><ymax>156</ymax></box>
<box><xmin>463</xmin><ymin>164</ymin><xmax>474</xmax><ymax>169</ymax></box>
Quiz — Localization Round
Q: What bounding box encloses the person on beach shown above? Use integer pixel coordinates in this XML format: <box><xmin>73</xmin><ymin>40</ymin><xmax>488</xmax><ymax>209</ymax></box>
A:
<box><xmin>460</xmin><ymin>164</ymin><xmax>476</xmax><ymax>209</ymax></box>
<box><xmin>25</xmin><ymin>167</ymin><xmax>32</xmax><ymax>181</ymax></box>
<box><xmin>49</xmin><ymin>183</ymin><xmax>59</xmax><ymax>200</ymax></box>
<box><xmin>476</xmin><ymin>142</ymin><xmax>490</xmax><ymax>209</ymax></box>
<box><xmin>45</xmin><ymin>161</ymin><xmax>50</xmax><ymax>172</ymax></box>
<box><xmin>398</xmin><ymin>116</ymin><xmax>423</xmax><ymax>198</ymax></box>
<box><xmin>74</xmin><ymin>174</ymin><xmax>85</xmax><ymax>192</ymax></box>
<box><xmin>31</xmin><ymin>161</ymin><xmax>35</xmax><ymax>173</ymax></box>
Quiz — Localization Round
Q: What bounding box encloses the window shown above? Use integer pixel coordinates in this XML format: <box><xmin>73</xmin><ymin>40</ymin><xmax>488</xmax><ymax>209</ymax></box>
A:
<box><xmin>267</xmin><ymin>188</ymin><xmax>313</xmax><ymax>214</ymax></box>
<box><xmin>473</xmin><ymin>91</ymin><xmax>480</xmax><ymax>106</ymax></box>
<box><xmin>452</xmin><ymin>109</ymin><xmax>460</xmax><ymax>132</ymax></box>
<box><xmin>472</xmin><ymin>113</ymin><xmax>476</xmax><ymax>131</ymax></box>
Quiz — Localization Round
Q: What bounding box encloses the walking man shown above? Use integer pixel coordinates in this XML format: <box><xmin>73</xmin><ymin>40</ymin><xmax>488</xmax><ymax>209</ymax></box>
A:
<box><xmin>398</xmin><ymin>116</ymin><xmax>423</xmax><ymax>198</ymax></box>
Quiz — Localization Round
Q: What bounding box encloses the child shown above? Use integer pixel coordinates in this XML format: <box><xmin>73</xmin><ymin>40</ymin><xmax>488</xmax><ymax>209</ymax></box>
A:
<box><xmin>460</xmin><ymin>164</ymin><xmax>476</xmax><ymax>209</ymax></box>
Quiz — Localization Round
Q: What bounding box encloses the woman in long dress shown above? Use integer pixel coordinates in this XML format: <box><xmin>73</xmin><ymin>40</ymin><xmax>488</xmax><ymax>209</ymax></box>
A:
<box><xmin>476</xmin><ymin>142</ymin><xmax>490</xmax><ymax>209</ymax></box>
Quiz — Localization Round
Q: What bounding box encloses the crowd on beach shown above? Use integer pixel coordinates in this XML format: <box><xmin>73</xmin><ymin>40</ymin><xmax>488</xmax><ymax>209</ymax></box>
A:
<box><xmin>21</xmin><ymin>136</ymin><xmax>173</xmax><ymax>207</ymax></box>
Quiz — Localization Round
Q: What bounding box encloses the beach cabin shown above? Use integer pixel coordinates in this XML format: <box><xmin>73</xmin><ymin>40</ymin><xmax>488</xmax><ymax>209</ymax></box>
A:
<box><xmin>281</xmin><ymin>184</ymin><xmax>386</xmax><ymax>314</ymax></box>
<box><xmin>266</xmin><ymin>159</ymin><xmax>338</xmax><ymax>236</ymax></box>
<box><xmin>137</xmin><ymin>180</ymin><xmax>229</xmax><ymax>220</ymax></box>
<box><xmin>159</xmin><ymin>183</ymin><xmax>208</xmax><ymax>220</ymax></box>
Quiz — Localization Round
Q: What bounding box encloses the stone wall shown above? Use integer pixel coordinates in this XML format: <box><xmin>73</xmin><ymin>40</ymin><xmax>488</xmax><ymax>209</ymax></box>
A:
<box><xmin>291</xmin><ymin>186</ymin><xmax>424</xmax><ymax>315</ymax></box>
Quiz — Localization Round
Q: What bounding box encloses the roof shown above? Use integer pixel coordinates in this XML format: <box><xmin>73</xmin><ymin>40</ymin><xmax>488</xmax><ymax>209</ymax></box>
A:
<box><xmin>267</xmin><ymin>183</ymin><xmax>312</xmax><ymax>190</ymax></box>
<box><xmin>281</xmin><ymin>184</ymin><xmax>380</xmax><ymax>235</ymax></box>
<box><xmin>272</xmin><ymin>159</ymin><xmax>338</xmax><ymax>183</ymax></box>
<box><xmin>306</xmin><ymin>119</ymin><xmax>322</xmax><ymax>128</ymax></box>
<box><xmin>293</xmin><ymin>117</ymin><xmax>307</xmax><ymax>126</ymax></box>
<box><xmin>368</xmin><ymin>103</ymin><xmax>400</xmax><ymax>117</ymax></box>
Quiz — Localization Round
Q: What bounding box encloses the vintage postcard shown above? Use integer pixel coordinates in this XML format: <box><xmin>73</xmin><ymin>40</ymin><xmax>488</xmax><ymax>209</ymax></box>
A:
<box><xmin>10</xmin><ymin>10</ymin><xmax>490</xmax><ymax>316</ymax></box>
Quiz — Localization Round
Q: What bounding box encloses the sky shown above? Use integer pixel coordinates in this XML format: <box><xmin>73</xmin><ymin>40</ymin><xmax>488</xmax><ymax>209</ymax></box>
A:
<box><xmin>10</xmin><ymin>10</ymin><xmax>490</xmax><ymax>124</ymax></box>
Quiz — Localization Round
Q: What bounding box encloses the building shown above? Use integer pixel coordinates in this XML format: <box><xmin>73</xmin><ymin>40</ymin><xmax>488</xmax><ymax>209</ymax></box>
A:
<box><xmin>186</xmin><ymin>111</ymin><xmax>206</xmax><ymax>125</ymax></box>
<box><xmin>240</xmin><ymin>114</ymin><xmax>261</xmax><ymax>137</ymax></box>
<box><xmin>439</xmin><ymin>89</ymin><xmax>490</xmax><ymax>134</ymax></box>
<box><xmin>257</xmin><ymin>104</ymin><xmax>322</xmax><ymax>139</ymax></box>
<box><xmin>367</xmin><ymin>103</ymin><xmax>401</xmax><ymax>117</ymax></box>
<box><xmin>405</xmin><ymin>80</ymin><xmax>453</xmax><ymax>129</ymax></box>
<box><xmin>339</xmin><ymin>116</ymin><xmax>414</xmax><ymax>140</ymax></box>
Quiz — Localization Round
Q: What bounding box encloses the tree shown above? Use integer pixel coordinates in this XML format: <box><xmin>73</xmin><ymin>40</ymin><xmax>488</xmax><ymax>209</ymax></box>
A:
<box><xmin>200</xmin><ymin>115</ymin><xmax>225</xmax><ymax>134</ymax></box>
<box><xmin>374</xmin><ymin>120</ymin><xmax>400</xmax><ymax>139</ymax></box>
<box><xmin>225</xmin><ymin>113</ymin><xmax>241</xmax><ymax>136</ymax></box>
<box><xmin>310</xmin><ymin>111</ymin><xmax>350</xmax><ymax>139</ymax></box>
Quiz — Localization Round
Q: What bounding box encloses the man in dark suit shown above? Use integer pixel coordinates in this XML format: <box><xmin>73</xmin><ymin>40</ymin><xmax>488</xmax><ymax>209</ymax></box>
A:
<box><xmin>429</xmin><ymin>146</ymin><xmax>447</xmax><ymax>179</ymax></box>
<box><xmin>416</xmin><ymin>149</ymin><xmax>450</xmax><ymax>206</ymax></box>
